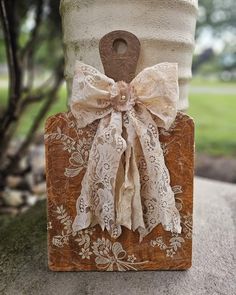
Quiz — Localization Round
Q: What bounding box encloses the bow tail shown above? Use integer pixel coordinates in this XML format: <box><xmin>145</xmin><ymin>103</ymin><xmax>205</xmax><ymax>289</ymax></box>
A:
<box><xmin>129</xmin><ymin>106</ymin><xmax>181</xmax><ymax>241</ymax></box>
<box><xmin>72</xmin><ymin>111</ymin><xmax>127</xmax><ymax>238</ymax></box>
<box><xmin>116</xmin><ymin>125</ymin><xmax>145</xmax><ymax>231</ymax></box>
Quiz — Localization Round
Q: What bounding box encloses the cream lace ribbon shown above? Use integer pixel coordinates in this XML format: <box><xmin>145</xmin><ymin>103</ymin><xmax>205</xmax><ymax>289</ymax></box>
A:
<box><xmin>70</xmin><ymin>60</ymin><xmax>181</xmax><ymax>241</ymax></box>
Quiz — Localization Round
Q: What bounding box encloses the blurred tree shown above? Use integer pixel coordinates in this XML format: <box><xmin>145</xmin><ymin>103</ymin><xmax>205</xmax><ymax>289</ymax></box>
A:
<box><xmin>0</xmin><ymin>0</ymin><xmax>64</xmax><ymax>187</ymax></box>
<box><xmin>194</xmin><ymin>0</ymin><xmax>236</xmax><ymax>77</ymax></box>
<box><xmin>197</xmin><ymin>0</ymin><xmax>236</xmax><ymax>38</ymax></box>
<box><xmin>192</xmin><ymin>48</ymin><xmax>214</xmax><ymax>73</ymax></box>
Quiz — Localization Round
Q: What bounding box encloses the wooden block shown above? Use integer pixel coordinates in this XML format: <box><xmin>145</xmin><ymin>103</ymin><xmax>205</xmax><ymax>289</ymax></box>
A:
<box><xmin>45</xmin><ymin>111</ymin><xmax>194</xmax><ymax>271</ymax></box>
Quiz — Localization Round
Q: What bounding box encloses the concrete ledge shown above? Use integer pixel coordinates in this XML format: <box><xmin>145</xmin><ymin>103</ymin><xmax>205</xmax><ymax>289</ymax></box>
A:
<box><xmin>0</xmin><ymin>177</ymin><xmax>235</xmax><ymax>295</ymax></box>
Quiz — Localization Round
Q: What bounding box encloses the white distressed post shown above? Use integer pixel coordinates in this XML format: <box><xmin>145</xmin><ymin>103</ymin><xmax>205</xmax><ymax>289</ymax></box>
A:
<box><xmin>60</xmin><ymin>0</ymin><xmax>198</xmax><ymax>110</ymax></box>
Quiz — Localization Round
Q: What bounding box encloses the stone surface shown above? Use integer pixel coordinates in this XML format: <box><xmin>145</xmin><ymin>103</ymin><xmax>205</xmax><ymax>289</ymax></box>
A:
<box><xmin>6</xmin><ymin>176</ymin><xmax>23</xmax><ymax>189</ymax></box>
<box><xmin>0</xmin><ymin>177</ymin><xmax>235</xmax><ymax>295</ymax></box>
<box><xmin>0</xmin><ymin>141</ymin><xmax>47</xmax><ymax>215</ymax></box>
<box><xmin>60</xmin><ymin>0</ymin><xmax>198</xmax><ymax>110</ymax></box>
<box><xmin>2</xmin><ymin>189</ymin><xmax>24</xmax><ymax>207</ymax></box>
<box><xmin>32</xmin><ymin>182</ymin><xmax>46</xmax><ymax>195</ymax></box>
<box><xmin>26</xmin><ymin>194</ymin><xmax>38</xmax><ymax>206</ymax></box>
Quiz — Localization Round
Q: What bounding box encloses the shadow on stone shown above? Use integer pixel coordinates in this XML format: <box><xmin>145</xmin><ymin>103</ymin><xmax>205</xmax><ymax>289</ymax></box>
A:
<box><xmin>0</xmin><ymin>201</ymin><xmax>47</xmax><ymax>293</ymax></box>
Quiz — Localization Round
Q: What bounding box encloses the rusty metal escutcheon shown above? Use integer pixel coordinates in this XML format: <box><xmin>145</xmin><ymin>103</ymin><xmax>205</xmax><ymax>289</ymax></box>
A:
<box><xmin>99</xmin><ymin>30</ymin><xmax>140</xmax><ymax>83</ymax></box>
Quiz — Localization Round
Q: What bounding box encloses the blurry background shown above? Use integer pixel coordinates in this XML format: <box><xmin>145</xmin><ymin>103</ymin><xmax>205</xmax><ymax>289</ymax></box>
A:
<box><xmin>0</xmin><ymin>0</ymin><xmax>235</xmax><ymax>214</ymax></box>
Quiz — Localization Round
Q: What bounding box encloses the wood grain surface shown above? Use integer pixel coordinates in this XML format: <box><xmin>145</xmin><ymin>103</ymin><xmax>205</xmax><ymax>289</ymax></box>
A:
<box><xmin>45</xmin><ymin>111</ymin><xmax>194</xmax><ymax>271</ymax></box>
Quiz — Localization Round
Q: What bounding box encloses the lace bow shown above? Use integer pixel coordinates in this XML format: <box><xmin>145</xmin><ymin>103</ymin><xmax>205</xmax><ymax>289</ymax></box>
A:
<box><xmin>70</xmin><ymin>61</ymin><xmax>181</xmax><ymax>241</ymax></box>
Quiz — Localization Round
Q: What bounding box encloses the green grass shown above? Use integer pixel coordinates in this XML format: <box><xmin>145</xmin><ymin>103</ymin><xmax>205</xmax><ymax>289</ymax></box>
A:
<box><xmin>188</xmin><ymin>92</ymin><xmax>236</xmax><ymax>156</ymax></box>
<box><xmin>0</xmin><ymin>79</ymin><xmax>236</xmax><ymax>156</ymax></box>
<box><xmin>190</xmin><ymin>77</ymin><xmax>236</xmax><ymax>88</ymax></box>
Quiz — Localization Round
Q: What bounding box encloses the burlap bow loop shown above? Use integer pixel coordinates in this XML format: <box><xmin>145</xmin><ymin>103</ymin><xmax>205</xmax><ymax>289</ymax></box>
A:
<box><xmin>70</xmin><ymin>60</ymin><xmax>181</xmax><ymax>241</ymax></box>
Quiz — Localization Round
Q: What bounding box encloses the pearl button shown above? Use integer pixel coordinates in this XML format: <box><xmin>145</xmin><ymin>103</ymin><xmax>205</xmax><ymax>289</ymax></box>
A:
<box><xmin>121</xmin><ymin>95</ymin><xmax>126</xmax><ymax>101</ymax></box>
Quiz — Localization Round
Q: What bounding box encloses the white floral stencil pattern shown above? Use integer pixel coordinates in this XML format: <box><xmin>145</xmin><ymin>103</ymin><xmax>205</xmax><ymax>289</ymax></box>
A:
<box><xmin>92</xmin><ymin>237</ymin><xmax>148</xmax><ymax>271</ymax></box>
<box><xmin>45</xmin><ymin>109</ymin><xmax>182</xmax><ymax>241</ymax></box>
<box><xmin>45</xmin><ymin>110</ymin><xmax>193</xmax><ymax>269</ymax></box>
<box><xmin>45</xmin><ymin>118</ymin><xmax>192</xmax><ymax>264</ymax></box>
<box><xmin>45</xmin><ymin>126</ymin><xmax>95</xmax><ymax>178</ymax></box>
<box><xmin>150</xmin><ymin>191</ymin><xmax>193</xmax><ymax>258</ymax></box>
<box><xmin>50</xmin><ymin>205</ymin><xmax>148</xmax><ymax>271</ymax></box>
<box><xmin>49</xmin><ymin>178</ymin><xmax>192</xmax><ymax>269</ymax></box>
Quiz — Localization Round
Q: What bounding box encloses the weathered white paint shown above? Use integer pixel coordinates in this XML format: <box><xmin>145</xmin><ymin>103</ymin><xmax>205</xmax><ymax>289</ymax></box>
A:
<box><xmin>60</xmin><ymin>0</ymin><xmax>198</xmax><ymax>110</ymax></box>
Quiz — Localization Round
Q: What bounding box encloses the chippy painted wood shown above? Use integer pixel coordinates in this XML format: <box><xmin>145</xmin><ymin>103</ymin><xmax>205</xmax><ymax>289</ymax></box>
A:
<box><xmin>45</xmin><ymin>111</ymin><xmax>194</xmax><ymax>271</ymax></box>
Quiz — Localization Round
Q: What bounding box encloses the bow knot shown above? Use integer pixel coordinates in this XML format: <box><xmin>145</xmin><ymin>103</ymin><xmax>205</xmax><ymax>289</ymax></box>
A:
<box><xmin>110</xmin><ymin>81</ymin><xmax>136</xmax><ymax>112</ymax></box>
<box><xmin>70</xmin><ymin>61</ymin><xmax>181</xmax><ymax>241</ymax></box>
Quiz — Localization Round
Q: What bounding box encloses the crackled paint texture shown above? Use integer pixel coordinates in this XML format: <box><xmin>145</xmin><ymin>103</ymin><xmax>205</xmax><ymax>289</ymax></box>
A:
<box><xmin>45</xmin><ymin>112</ymin><xmax>194</xmax><ymax>271</ymax></box>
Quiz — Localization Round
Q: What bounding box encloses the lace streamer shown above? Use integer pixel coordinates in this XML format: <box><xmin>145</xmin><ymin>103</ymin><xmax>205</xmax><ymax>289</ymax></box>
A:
<box><xmin>70</xmin><ymin>61</ymin><xmax>181</xmax><ymax>241</ymax></box>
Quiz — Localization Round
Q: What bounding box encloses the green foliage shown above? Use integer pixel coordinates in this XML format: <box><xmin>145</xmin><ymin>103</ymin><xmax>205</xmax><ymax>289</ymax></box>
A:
<box><xmin>197</xmin><ymin>0</ymin><xmax>236</xmax><ymax>38</ymax></box>
<box><xmin>0</xmin><ymin>0</ymin><xmax>62</xmax><ymax>69</ymax></box>
<box><xmin>0</xmin><ymin>82</ymin><xmax>67</xmax><ymax>135</ymax></box>
<box><xmin>194</xmin><ymin>0</ymin><xmax>236</xmax><ymax>78</ymax></box>
<box><xmin>15</xmin><ymin>86</ymin><xmax>67</xmax><ymax>135</ymax></box>
<box><xmin>195</xmin><ymin>56</ymin><xmax>221</xmax><ymax>76</ymax></box>
<box><xmin>0</xmin><ymin>0</ymin><xmax>64</xmax><ymax>178</ymax></box>
<box><xmin>1</xmin><ymin>0</ymin><xmax>235</xmax><ymax>159</ymax></box>
<box><xmin>0</xmin><ymin>36</ymin><xmax>6</xmax><ymax>63</ymax></box>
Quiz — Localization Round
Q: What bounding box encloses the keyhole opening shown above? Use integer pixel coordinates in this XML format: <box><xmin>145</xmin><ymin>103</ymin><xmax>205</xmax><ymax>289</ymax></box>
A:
<box><xmin>113</xmin><ymin>38</ymin><xmax>128</xmax><ymax>54</ymax></box>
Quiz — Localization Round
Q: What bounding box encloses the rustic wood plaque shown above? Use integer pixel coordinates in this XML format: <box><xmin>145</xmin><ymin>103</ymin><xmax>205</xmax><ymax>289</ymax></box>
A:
<box><xmin>45</xmin><ymin>111</ymin><xmax>194</xmax><ymax>271</ymax></box>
